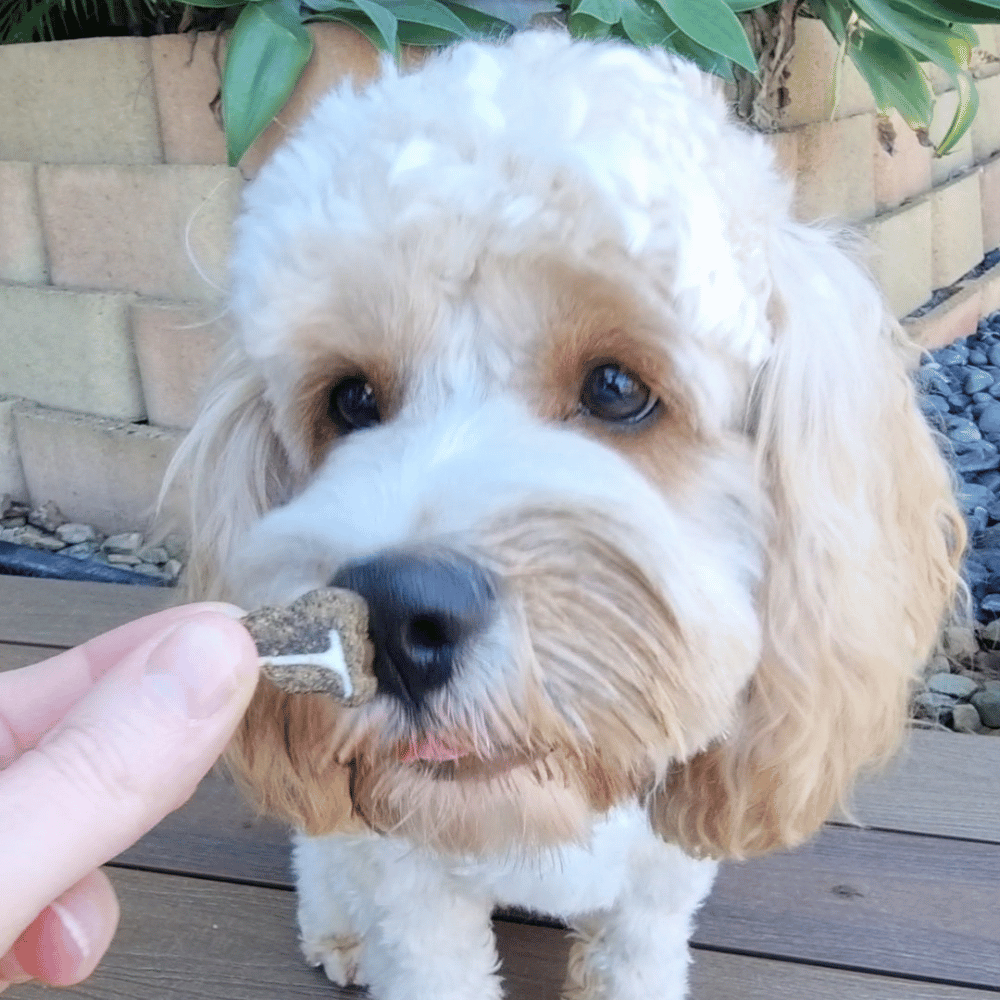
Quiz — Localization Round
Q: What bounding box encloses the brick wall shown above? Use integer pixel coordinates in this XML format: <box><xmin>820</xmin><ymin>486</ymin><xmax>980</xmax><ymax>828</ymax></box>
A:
<box><xmin>1</xmin><ymin>22</ymin><xmax>1000</xmax><ymax>531</ymax></box>
<box><xmin>759</xmin><ymin>18</ymin><xmax>1000</xmax><ymax>326</ymax></box>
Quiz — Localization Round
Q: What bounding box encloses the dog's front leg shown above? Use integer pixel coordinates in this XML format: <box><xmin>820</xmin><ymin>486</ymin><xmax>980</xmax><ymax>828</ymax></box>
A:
<box><xmin>294</xmin><ymin>831</ymin><xmax>502</xmax><ymax>1000</ymax></box>
<box><xmin>563</xmin><ymin>840</ymin><xmax>717</xmax><ymax>1000</ymax></box>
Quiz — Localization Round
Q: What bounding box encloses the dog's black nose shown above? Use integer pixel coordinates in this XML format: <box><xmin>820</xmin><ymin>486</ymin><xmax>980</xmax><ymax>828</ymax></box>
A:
<box><xmin>332</xmin><ymin>550</ymin><xmax>497</xmax><ymax>707</ymax></box>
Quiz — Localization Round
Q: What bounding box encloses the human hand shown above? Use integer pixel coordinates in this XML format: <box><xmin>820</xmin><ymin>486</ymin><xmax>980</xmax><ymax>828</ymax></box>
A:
<box><xmin>0</xmin><ymin>604</ymin><xmax>259</xmax><ymax>991</ymax></box>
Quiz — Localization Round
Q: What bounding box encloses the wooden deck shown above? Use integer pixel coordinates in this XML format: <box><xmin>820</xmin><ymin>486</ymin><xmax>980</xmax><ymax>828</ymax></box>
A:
<box><xmin>2</xmin><ymin>574</ymin><xmax>998</xmax><ymax>1000</ymax></box>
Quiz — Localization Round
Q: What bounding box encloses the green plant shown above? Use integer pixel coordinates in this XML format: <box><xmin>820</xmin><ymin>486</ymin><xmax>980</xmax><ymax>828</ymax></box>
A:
<box><xmin>4</xmin><ymin>0</ymin><xmax>1000</xmax><ymax>163</ymax></box>
<box><xmin>0</xmin><ymin>0</ymin><xmax>186</xmax><ymax>41</ymax></box>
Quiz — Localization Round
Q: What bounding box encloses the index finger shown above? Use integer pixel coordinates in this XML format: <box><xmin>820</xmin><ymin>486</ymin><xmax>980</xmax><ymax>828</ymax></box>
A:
<box><xmin>0</xmin><ymin>603</ymin><xmax>244</xmax><ymax>759</ymax></box>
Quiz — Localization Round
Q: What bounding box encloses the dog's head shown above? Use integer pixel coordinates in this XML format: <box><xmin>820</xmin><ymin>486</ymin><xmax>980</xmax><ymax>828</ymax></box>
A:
<box><xmin>175</xmin><ymin>32</ymin><xmax>963</xmax><ymax>859</ymax></box>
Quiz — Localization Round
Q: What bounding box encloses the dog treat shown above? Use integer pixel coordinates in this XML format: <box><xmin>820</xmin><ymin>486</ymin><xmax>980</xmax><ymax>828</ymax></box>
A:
<box><xmin>242</xmin><ymin>588</ymin><xmax>377</xmax><ymax>706</ymax></box>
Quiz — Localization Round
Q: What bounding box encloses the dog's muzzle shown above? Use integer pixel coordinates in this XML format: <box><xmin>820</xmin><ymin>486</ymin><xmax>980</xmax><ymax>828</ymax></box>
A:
<box><xmin>332</xmin><ymin>550</ymin><xmax>497</xmax><ymax>709</ymax></box>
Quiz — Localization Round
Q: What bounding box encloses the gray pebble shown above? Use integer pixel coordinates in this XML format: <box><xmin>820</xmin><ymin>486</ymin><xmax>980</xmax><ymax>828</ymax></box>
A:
<box><xmin>137</xmin><ymin>546</ymin><xmax>169</xmax><ymax>565</ymax></box>
<box><xmin>56</xmin><ymin>522</ymin><xmax>98</xmax><ymax>545</ymax></box>
<box><xmin>965</xmin><ymin>369</ymin><xmax>994</xmax><ymax>394</ymax></box>
<box><xmin>988</xmin><ymin>342</ymin><xmax>1000</xmax><ymax>367</ymax></box>
<box><xmin>927</xmin><ymin>672</ymin><xmax>979</xmax><ymax>697</ymax></box>
<box><xmin>951</xmin><ymin>703</ymin><xmax>984</xmax><ymax>733</ymax></box>
<box><xmin>968</xmin><ymin>507</ymin><xmax>989</xmax><ymax>534</ymax></box>
<box><xmin>958</xmin><ymin>483</ymin><xmax>995</xmax><ymax>512</ymax></box>
<box><xmin>970</xmin><ymin>350</ymin><xmax>989</xmax><ymax>365</ymax></box>
<box><xmin>18</xmin><ymin>526</ymin><xmax>66</xmax><ymax>551</ymax></box>
<box><xmin>103</xmin><ymin>532</ymin><xmax>144</xmax><ymax>555</ymax></box>
<box><xmin>106</xmin><ymin>553</ymin><xmax>141</xmax><ymax>565</ymax></box>
<box><xmin>971</xmin><ymin>689</ymin><xmax>1000</xmax><ymax>728</ymax></box>
<box><xmin>28</xmin><ymin>501</ymin><xmax>65</xmax><ymax>534</ymax></box>
<box><xmin>947</xmin><ymin>417</ymin><xmax>981</xmax><ymax>443</ymax></box>
<box><xmin>937</xmin><ymin>346</ymin><xmax>966</xmax><ymax>365</ymax></box>
<box><xmin>942</xmin><ymin>626</ymin><xmax>980</xmax><ymax>659</ymax></box>
<box><xmin>62</xmin><ymin>542</ymin><xmax>100</xmax><ymax>560</ymax></box>
<box><xmin>980</xmin><ymin>403</ymin><xmax>1000</xmax><ymax>437</ymax></box>
<box><xmin>980</xmin><ymin>619</ymin><xmax>1000</xmax><ymax>648</ymax></box>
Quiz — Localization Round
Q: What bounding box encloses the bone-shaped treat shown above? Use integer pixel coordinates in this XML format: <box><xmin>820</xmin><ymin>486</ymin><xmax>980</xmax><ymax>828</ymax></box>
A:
<box><xmin>241</xmin><ymin>588</ymin><xmax>377</xmax><ymax>706</ymax></box>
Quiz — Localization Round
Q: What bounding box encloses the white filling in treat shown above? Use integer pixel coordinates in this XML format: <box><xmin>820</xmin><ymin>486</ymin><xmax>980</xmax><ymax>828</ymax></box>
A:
<box><xmin>260</xmin><ymin>629</ymin><xmax>353</xmax><ymax>698</ymax></box>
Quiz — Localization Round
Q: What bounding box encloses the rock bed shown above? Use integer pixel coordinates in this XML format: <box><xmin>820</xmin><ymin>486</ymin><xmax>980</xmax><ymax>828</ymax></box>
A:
<box><xmin>0</xmin><ymin>496</ymin><xmax>183</xmax><ymax>586</ymax></box>
<box><xmin>916</xmin><ymin>310</ymin><xmax>1000</xmax><ymax>735</ymax></box>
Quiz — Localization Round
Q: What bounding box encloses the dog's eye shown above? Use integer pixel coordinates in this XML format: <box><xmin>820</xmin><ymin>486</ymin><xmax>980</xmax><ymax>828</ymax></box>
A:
<box><xmin>580</xmin><ymin>363</ymin><xmax>658</xmax><ymax>424</ymax></box>
<box><xmin>329</xmin><ymin>376</ymin><xmax>380</xmax><ymax>432</ymax></box>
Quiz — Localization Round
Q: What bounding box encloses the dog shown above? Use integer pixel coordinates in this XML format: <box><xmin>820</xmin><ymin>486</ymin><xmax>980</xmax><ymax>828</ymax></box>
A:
<box><xmin>171</xmin><ymin>30</ymin><xmax>964</xmax><ymax>1000</ymax></box>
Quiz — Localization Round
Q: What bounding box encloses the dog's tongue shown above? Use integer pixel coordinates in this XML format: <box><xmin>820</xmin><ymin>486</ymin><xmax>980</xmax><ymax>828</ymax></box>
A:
<box><xmin>400</xmin><ymin>735</ymin><xmax>465</xmax><ymax>763</ymax></box>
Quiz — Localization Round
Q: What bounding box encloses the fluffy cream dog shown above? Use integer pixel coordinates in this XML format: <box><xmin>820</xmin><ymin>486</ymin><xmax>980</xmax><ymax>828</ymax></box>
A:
<box><xmin>173</xmin><ymin>29</ymin><xmax>964</xmax><ymax>1000</ymax></box>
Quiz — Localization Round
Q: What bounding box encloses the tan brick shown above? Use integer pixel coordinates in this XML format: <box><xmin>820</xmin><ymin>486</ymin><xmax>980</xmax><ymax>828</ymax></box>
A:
<box><xmin>931</xmin><ymin>170</ymin><xmax>984</xmax><ymax>288</ymax></box>
<box><xmin>793</xmin><ymin>113</ymin><xmax>877</xmax><ymax>222</ymax></box>
<box><xmin>873</xmin><ymin>111</ymin><xmax>933</xmax><ymax>211</ymax></box>
<box><xmin>972</xmin><ymin>24</ymin><xmax>1000</xmax><ymax>78</ymax></box>
<box><xmin>984</xmin><ymin>153</ymin><xmax>1000</xmax><ymax>253</ymax></box>
<box><xmin>37</xmin><ymin>164</ymin><xmax>242</xmax><ymax>302</ymax></box>
<box><xmin>242</xmin><ymin>23</ymin><xmax>381</xmax><ymax>175</ymax></box>
<box><xmin>981</xmin><ymin>262</ymin><xmax>1000</xmax><ymax>316</ymax></box>
<box><xmin>0</xmin><ymin>163</ymin><xmax>47</xmax><ymax>284</ymax></box>
<box><xmin>903</xmin><ymin>282</ymin><xmax>983</xmax><ymax>349</ymax></box>
<box><xmin>929</xmin><ymin>89</ymin><xmax>976</xmax><ymax>185</ymax></box>
<box><xmin>14</xmin><ymin>404</ymin><xmax>183</xmax><ymax>534</ymax></box>
<box><xmin>862</xmin><ymin>198</ymin><xmax>932</xmax><ymax>318</ymax></box>
<box><xmin>0</xmin><ymin>37</ymin><xmax>162</xmax><ymax>164</ymax></box>
<box><xmin>152</xmin><ymin>33</ymin><xmax>227</xmax><ymax>166</ymax></box>
<box><xmin>0</xmin><ymin>397</ymin><xmax>28</xmax><ymax>501</ymax></box>
<box><xmin>973</xmin><ymin>73</ymin><xmax>1000</xmax><ymax>163</ymax></box>
<box><xmin>771</xmin><ymin>17</ymin><xmax>876</xmax><ymax>128</ymax></box>
<box><xmin>0</xmin><ymin>284</ymin><xmax>144</xmax><ymax>420</ymax></box>
<box><xmin>924</xmin><ymin>61</ymin><xmax>956</xmax><ymax>97</ymax></box>
<box><xmin>132</xmin><ymin>300</ymin><xmax>229</xmax><ymax>429</ymax></box>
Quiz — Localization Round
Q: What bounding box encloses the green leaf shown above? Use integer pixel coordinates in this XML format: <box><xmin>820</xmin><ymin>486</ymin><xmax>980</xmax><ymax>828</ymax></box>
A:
<box><xmin>892</xmin><ymin>0</ymin><xmax>1000</xmax><ymax>23</ymax></box>
<box><xmin>181</xmin><ymin>0</ymin><xmax>247</xmax><ymax>7</ymax></box>
<box><xmin>653</xmin><ymin>0</ymin><xmax>757</xmax><ymax>70</ymax></box>
<box><xmin>222</xmin><ymin>0</ymin><xmax>313</xmax><ymax>165</ymax></box>
<box><xmin>394</xmin><ymin>19</ymin><xmax>456</xmax><ymax>43</ymax></box>
<box><xmin>934</xmin><ymin>70</ymin><xmax>978</xmax><ymax>155</ymax></box>
<box><xmin>666</xmin><ymin>26</ymin><xmax>737</xmax><ymax>78</ymax></box>
<box><xmin>568</xmin><ymin>10</ymin><xmax>615</xmax><ymax>37</ymax></box>
<box><xmin>381</xmin><ymin>0</ymin><xmax>470</xmax><ymax>36</ymax></box>
<box><xmin>436</xmin><ymin>0</ymin><xmax>512</xmax><ymax>34</ymax></box>
<box><xmin>350</xmin><ymin>0</ymin><xmax>399</xmax><ymax>51</ymax></box>
<box><xmin>308</xmin><ymin>7</ymin><xmax>390</xmax><ymax>47</ymax></box>
<box><xmin>850</xmin><ymin>0</ymin><xmax>972</xmax><ymax>66</ymax></box>
<box><xmin>619</xmin><ymin>0</ymin><xmax>673</xmax><ymax>46</ymax></box>
<box><xmin>724</xmin><ymin>0</ymin><xmax>769</xmax><ymax>9</ymax></box>
<box><xmin>572</xmin><ymin>0</ymin><xmax>623</xmax><ymax>22</ymax></box>
<box><xmin>847</xmin><ymin>28</ymin><xmax>933</xmax><ymax>127</ymax></box>
<box><xmin>0</xmin><ymin>0</ymin><xmax>60</xmax><ymax>41</ymax></box>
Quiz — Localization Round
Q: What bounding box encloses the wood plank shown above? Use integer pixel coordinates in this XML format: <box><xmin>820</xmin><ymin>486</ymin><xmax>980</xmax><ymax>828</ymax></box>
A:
<box><xmin>847</xmin><ymin>727</ymin><xmax>1000</xmax><ymax>844</ymax></box>
<box><xmin>0</xmin><ymin>575</ymin><xmax>173</xmax><ymax>647</ymax></box>
<box><xmin>9</xmin><ymin>868</ymin><xmax>994</xmax><ymax>1000</ymax></box>
<box><xmin>701</xmin><ymin>824</ymin><xmax>999</xmax><ymax>990</ymax></box>
<box><xmin>0</xmin><ymin>641</ymin><xmax>61</xmax><ymax>671</ymax></box>
<box><xmin>116</xmin><ymin>772</ymin><xmax>998</xmax><ymax>990</ymax></box>
<box><xmin>114</xmin><ymin>767</ymin><xmax>294</xmax><ymax>888</ymax></box>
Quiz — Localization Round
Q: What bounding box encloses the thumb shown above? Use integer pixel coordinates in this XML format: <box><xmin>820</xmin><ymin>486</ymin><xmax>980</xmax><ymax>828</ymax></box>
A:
<box><xmin>0</xmin><ymin>613</ymin><xmax>258</xmax><ymax>953</ymax></box>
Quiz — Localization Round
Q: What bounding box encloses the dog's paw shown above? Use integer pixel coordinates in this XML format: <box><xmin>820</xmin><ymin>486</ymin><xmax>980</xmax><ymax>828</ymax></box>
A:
<box><xmin>302</xmin><ymin>933</ymin><xmax>365</xmax><ymax>987</ymax></box>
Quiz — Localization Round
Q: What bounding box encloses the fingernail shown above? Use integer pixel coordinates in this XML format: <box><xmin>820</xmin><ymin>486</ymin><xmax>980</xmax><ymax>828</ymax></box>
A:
<box><xmin>49</xmin><ymin>902</ymin><xmax>90</xmax><ymax>967</ymax></box>
<box><xmin>144</xmin><ymin>618</ymin><xmax>250</xmax><ymax>720</ymax></box>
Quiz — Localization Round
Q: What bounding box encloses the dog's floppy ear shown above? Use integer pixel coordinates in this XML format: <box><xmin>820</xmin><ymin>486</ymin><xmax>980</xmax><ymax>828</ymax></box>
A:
<box><xmin>169</xmin><ymin>345</ymin><xmax>361</xmax><ymax>834</ymax></box>
<box><xmin>165</xmin><ymin>345</ymin><xmax>293</xmax><ymax>602</ymax></box>
<box><xmin>651</xmin><ymin>223</ymin><xmax>965</xmax><ymax>858</ymax></box>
